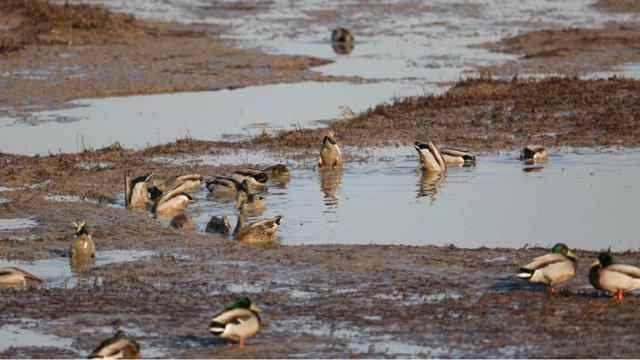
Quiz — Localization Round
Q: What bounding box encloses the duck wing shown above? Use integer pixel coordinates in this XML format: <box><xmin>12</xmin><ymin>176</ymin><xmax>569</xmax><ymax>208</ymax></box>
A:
<box><xmin>607</xmin><ymin>264</ymin><xmax>640</xmax><ymax>279</ymax></box>
<box><xmin>521</xmin><ymin>253</ymin><xmax>568</xmax><ymax>271</ymax></box>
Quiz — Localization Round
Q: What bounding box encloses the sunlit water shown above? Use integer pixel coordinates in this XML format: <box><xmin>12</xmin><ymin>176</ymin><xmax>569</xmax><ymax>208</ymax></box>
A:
<box><xmin>184</xmin><ymin>149</ymin><xmax>640</xmax><ymax>251</ymax></box>
<box><xmin>2</xmin><ymin>1</ymin><xmax>639</xmax><ymax>155</ymax></box>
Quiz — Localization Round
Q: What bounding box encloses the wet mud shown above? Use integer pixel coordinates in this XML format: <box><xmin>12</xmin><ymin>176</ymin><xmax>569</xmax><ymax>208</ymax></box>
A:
<box><xmin>0</xmin><ymin>0</ymin><xmax>353</xmax><ymax>118</ymax></box>
<box><xmin>483</xmin><ymin>22</ymin><xmax>640</xmax><ymax>75</ymax></box>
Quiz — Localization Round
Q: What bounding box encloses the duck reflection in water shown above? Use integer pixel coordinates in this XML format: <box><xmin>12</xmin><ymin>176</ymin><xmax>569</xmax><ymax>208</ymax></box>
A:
<box><xmin>416</xmin><ymin>170</ymin><xmax>446</xmax><ymax>203</ymax></box>
<box><xmin>319</xmin><ymin>168</ymin><xmax>343</xmax><ymax>211</ymax></box>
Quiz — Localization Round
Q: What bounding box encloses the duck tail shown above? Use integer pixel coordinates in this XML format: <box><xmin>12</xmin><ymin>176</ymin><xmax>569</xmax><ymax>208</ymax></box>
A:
<box><xmin>517</xmin><ymin>268</ymin><xmax>535</xmax><ymax>279</ymax></box>
<box><xmin>253</xmin><ymin>172</ymin><xmax>269</xmax><ymax>184</ymax></box>
<box><xmin>208</xmin><ymin>321</ymin><xmax>226</xmax><ymax>335</ymax></box>
<box><xmin>462</xmin><ymin>154</ymin><xmax>476</xmax><ymax>161</ymax></box>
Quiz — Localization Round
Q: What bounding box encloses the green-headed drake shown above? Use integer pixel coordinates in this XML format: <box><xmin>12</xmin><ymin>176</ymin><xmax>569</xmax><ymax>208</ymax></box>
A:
<box><xmin>517</xmin><ymin>242</ymin><xmax>577</xmax><ymax>293</ymax></box>
<box><xmin>589</xmin><ymin>250</ymin><xmax>640</xmax><ymax>301</ymax></box>
<box><xmin>0</xmin><ymin>267</ymin><xmax>43</xmax><ymax>286</ymax></box>
<box><xmin>88</xmin><ymin>330</ymin><xmax>141</xmax><ymax>359</ymax></box>
<box><xmin>209</xmin><ymin>296</ymin><xmax>261</xmax><ymax>348</ymax></box>
<box><xmin>318</xmin><ymin>130</ymin><xmax>343</xmax><ymax>169</ymax></box>
<box><xmin>414</xmin><ymin>141</ymin><xmax>446</xmax><ymax>172</ymax></box>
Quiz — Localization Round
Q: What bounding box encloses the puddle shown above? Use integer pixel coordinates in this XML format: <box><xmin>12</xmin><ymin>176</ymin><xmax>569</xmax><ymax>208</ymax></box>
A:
<box><xmin>0</xmin><ymin>324</ymin><xmax>75</xmax><ymax>353</ymax></box>
<box><xmin>0</xmin><ymin>218</ymin><xmax>38</xmax><ymax>232</ymax></box>
<box><xmin>187</xmin><ymin>149</ymin><xmax>640</xmax><ymax>250</ymax></box>
<box><xmin>0</xmin><ymin>250</ymin><xmax>153</xmax><ymax>288</ymax></box>
<box><xmin>0</xmin><ymin>81</ymin><xmax>430</xmax><ymax>155</ymax></box>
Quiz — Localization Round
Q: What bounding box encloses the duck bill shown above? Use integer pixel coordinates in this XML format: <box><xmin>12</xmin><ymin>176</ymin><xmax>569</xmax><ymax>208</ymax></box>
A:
<box><xmin>591</xmin><ymin>259</ymin><xmax>600</xmax><ymax>267</ymax></box>
<box><xmin>566</xmin><ymin>250</ymin><xmax>577</xmax><ymax>259</ymax></box>
<box><xmin>249</xmin><ymin>304</ymin><xmax>262</xmax><ymax>313</ymax></box>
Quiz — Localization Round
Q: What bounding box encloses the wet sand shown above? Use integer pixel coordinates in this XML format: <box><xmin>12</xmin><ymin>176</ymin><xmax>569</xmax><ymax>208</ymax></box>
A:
<box><xmin>0</xmin><ymin>1</ymin><xmax>353</xmax><ymax>118</ymax></box>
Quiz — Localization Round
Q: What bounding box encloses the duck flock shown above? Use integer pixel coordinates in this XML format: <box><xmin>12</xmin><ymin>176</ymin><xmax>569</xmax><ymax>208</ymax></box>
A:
<box><xmin>1</xmin><ymin>129</ymin><xmax>639</xmax><ymax>358</ymax></box>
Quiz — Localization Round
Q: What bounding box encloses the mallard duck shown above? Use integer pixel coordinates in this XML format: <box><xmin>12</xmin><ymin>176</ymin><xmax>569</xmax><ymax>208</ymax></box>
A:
<box><xmin>233</xmin><ymin>214</ymin><xmax>283</xmax><ymax>244</ymax></box>
<box><xmin>205</xmin><ymin>216</ymin><xmax>231</xmax><ymax>236</ymax></box>
<box><xmin>331</xmin><ymin>27</ymin><xmax>354</xmax><ymax>44</ymax></box>
<box><xmin>517</xmin><ymin>243</ymin><xmax>577</xmax><ymax>293</ymax></box>
<box><xmin>414</xmin><ymin>141</ymin><xmax>445</xmax><ymax>172</ymax></box>
<box><xmin>169</xmin><ymin>213</ymin><xmax>195</xmax><ymax>230</ymax></box>
<box><xmin>149</xmin><ymin>174</ymin><xmax>204</xmax><ymax>194</ymax></box>
<box><xmin>124</xmin><ymin>172</ymin><xmax>152</xmax><ymax>209</ymax></box>
<box><xmin>440</xmin><ymin>147</ymin><xmax>476</xmax><ymax>165</ymax></box>
<box><xmin>263</xmin><ymin>164</ymin><xmax>290</xmax><ymax>179</ymax></box>
<box><xmin>231</xmin><ymin>171</ymin><xmax>268</xmax><ymax>191</ymax></box>
<box><xmin>70</xmin><ymin>220</ymin><xmax>95</xmax><ymax>259</ymax></box>
<box><xmin>589</xmin><ymin>250</ymin><xmax>640</xmax><ymax>301</ymax></box>
<box><xmin>209</xmin><ymin>296</ymin><xmax>261</xmax><ymax>348</ymax></box>
<box><xmin>152</xmin><ymin>185</ymin><xmax>196</xmax><ymax>215</ymax></box>
<box><xmin>88</xmin><ymin>330</ymin><xmax>141</xmax><ymax>359</ymax></box>
<box><xmin>236</xmin><ymin>191</ymin><xmax>267</xmax><ymax>216</ymax></box>
<box><xmin>206</xmin><ymin>177</ymin><xmax>249</xmax><ymax>198</ymax></box>
<box><xmin>521</xmin><ymin>145</ymin><xmax>548</xmax><ymax>162</ymax></box>
<box><xmin>0</xmin><ymin>267</ymin><xmax>43</xmax><ymax>286</ymax></box>
<box><xmin>318</xmin><ymin>130</ymin><xmax>343</xmax><ymax>169</ymax></box>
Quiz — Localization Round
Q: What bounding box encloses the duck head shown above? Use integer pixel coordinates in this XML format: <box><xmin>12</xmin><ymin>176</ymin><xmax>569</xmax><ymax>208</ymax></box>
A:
<box><xmin>551</xmin><ymin>242</ymin><xmax>577</xmax><ymax>260</ymax></box>
<box><xmin>414</xmin><ymin>141</ymin><xmax>446</xmax><ymax>172</ymax></box>
<box><xmin>331</xmin><ymin>27</ymin><xmax>354</xmax><ymax>44</ymax></box>
<box><xmin>233</xmin><ymin>296</ymin><xmax>262</xmax><ymax>314</ymax></box>
<box><xmin>592</xmin><ymin>249</ymin><xmax>615</xmax><ymax>267</ymax></box>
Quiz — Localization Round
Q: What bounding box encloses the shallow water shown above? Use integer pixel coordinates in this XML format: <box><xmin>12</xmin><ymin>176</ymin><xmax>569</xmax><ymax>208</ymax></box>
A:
<box><xmin>0</xmin><ymin>323</ymin><xmax>74</xmax><ymax>353</ymax></box>
<box><xmin>0</xmin><ymin>250</ymin><xmax>153</xmax><ymax>288</ymax></box>
<box><xmin>187</xmin><ymin>149</ymin><xmax>640</xmax><ymax>251</ymax></box>
<box><xmin>0</xmin><ymin>218</ymin><xmax>38</xmax><ymax>232</ymax></box>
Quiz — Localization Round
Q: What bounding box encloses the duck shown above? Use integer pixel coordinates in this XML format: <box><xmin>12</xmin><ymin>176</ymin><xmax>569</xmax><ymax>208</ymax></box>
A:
<box><xmin>124</xmin><ymin>172</ymin><xmax>152</xmax><ymax>209</ymax></box>
<box><xmin>589</xmin><ymin>250</ymin><xmax>640</xmax><ymax>301</ymax></box>
<box><xmin>263</xmin><ymin>164</ymin><xmax>290</xmax><ymax>179</ymax></box>
<box><xmin>152</xmin><ymin>185</ymin><xmax>196</xmax><ymax>216</ymax></box>
<box><xmin>233</xmin><ymin>214</ymin><xmax>283</xmax><ymax>244</ymax></box>
<box><xmin>517</xmin><ymin>242</ymin><xmax>577</xmax><ymax>293</ymax></box>
<box><xmin>331</xmin><ymin>27</ymin><xmax>354</xmax><ymax>44</ymax></box>
<box><xmin>88</xmin><ymin>330</ymin><xmax>141</xmax><ymax>359</ymax></box>
<box><xmin>231</xmin><ymin>170</ymin><xmax>268</xmax><ymax>191</ymax></box>
<box><xmin>414</xmin><ymin>141</ymin><xmax>446</xmax><ymax>172</ymax></box>
<box><xmin>169</xmin><ymin>213</ymin><xmax>195</xmax><ymax>230</ymax></box>
<box><xmin>206</xmin><ymin>177</ymin><xmax>249</xmax><ymax>199</ymax></box>
<box><xmin>0</xmin><ymin>267</ymin><xmax>44</xmax><ymax>286</ymax></box>
<box><xmin>236</xmin><ymin>190</ymin><xmax>267</xmax><ymax>216</ymax></box>
<box><xmin>439</xmin><ymin>147</ymin><xmax>476</xmax><ymax>165</ymax></box>
<box><xmin>70</xmin><ymin>220</ymin><xmax>95</xmax><ymax>259</ymax></box>
<box><xmin>209</xmin><ymin>296</ymin><xmax>261</xmax><ymax>348</ymax></box>
<box><xmin>318</xmin><ymin>130</ymin><xmax>343</xmax><ymax>169</ymax></box>
<box><xmin>205</xmin><ymin>216</ymin><xmax>232</xmax><ymax>236</ymax></box>
<box><xmin>149</xmin><ymin>174</ymin><xmax>204</xmax><ymax>194</ymax></box>
<box><xmin>521</xmin><ymin>145</ymin><xmax>548</xmax><ymax>162</ymax></box>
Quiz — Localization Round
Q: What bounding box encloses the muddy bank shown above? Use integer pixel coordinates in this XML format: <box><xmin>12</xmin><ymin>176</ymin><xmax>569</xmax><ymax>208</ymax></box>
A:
<box><xmin>595</xmin><ymin>0</ymin><xmax>640</xmax><ymax>13</ymax></box>
<box><xmin>483</xmin><ymin>22</ymin><xmax>640</xmax><ymax>75</ymax></box>
<box><xmin>0</xmin><ymin>0</ymin><xmax>353</xmax><ymax>118</ymax></box>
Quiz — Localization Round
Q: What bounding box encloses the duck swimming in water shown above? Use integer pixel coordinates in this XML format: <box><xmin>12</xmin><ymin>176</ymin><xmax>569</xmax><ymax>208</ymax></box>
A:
<box><xmin>236</xmin><ymin>190</ymin><xmax>267</xmax><ymax>216</ymax></box>
<box><xmin>70</xmin><ymin>220</ymin><xmax>95</xmax><ymax>259</ymax></box>
<box><xmin>233</xmin><ymin>214</ymin><xmax>283</xmax><ymax>244</ymax></box>
<box><xmin>148</xmin><ymin>174</ymin><xmax>204</xmax><ymax>194</ymax></box>
<box><xmin>414</xmin><ymin>141</ymin><xmax>446</xmax><ymax>172</ymax></box>
<box><xmin>206</xmin><ymin>177</ymin><xmax>249</xmax><ymax>199</ymax></box>
<box><xmin>318</xmin><ymin>130</ymin><xmax>343</xmax><ymax>169</ymax></box>
<box><xmin>0</xmin><ymin>267</ymin><xmax>43</xmax><ymax>286</ymax></box>
<box><xmin>209</xmin><ymin>296</ymin><xmax>262</xmax><ymax>348</ymax></box>
<box><xmin>521</xmin><ymin>145</ymin><xmax>548</xmax><ymax>162</ymax></box>
<box><xmin>153</xmin><ymin>184</ymin><xmax>196</xmax><ymax>216</ymax></box>
<box><xmin>439</xmin><ymin>147</ymin><xmax>476</xmax><ymax>165</ymax></box>
<box><xmin>169</xmin><ymin>213</ymin><xmax>195</xmax><ymax>230</ymax></box>
<box><xmin>205</xmin><ymin>215</ymin><xmax>232</xmax><ymax>236</ymax></box>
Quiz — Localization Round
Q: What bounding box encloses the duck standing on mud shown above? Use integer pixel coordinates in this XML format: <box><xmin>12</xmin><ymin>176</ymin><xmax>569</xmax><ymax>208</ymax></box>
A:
<box><xmin>589</xmin><ymin>250</ymin><xmax>640</xmax><ymax>301</ymax></box>
<box><xmin>517</xmin><ymin>243</ymin><xmax>577</xmax><ymax>293</ymax></box>
<box><xmin>70</xmin><ymin>220</ymin><xmax>96</xmax><ymax>259</ymax></box>
<box><xmin>318</xmin><ymin>130</ymin><xmax>343</xmax><ymax>169</ymax></box>
<box><xmin>209</xmin><ymin>296</ymin><xmax>261</xmax><ymax>348</ymax></box>
<box><xmin>89</xmin><ymin>330</ymin><xmax>141</xmax><ymax>359</ymax></box>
